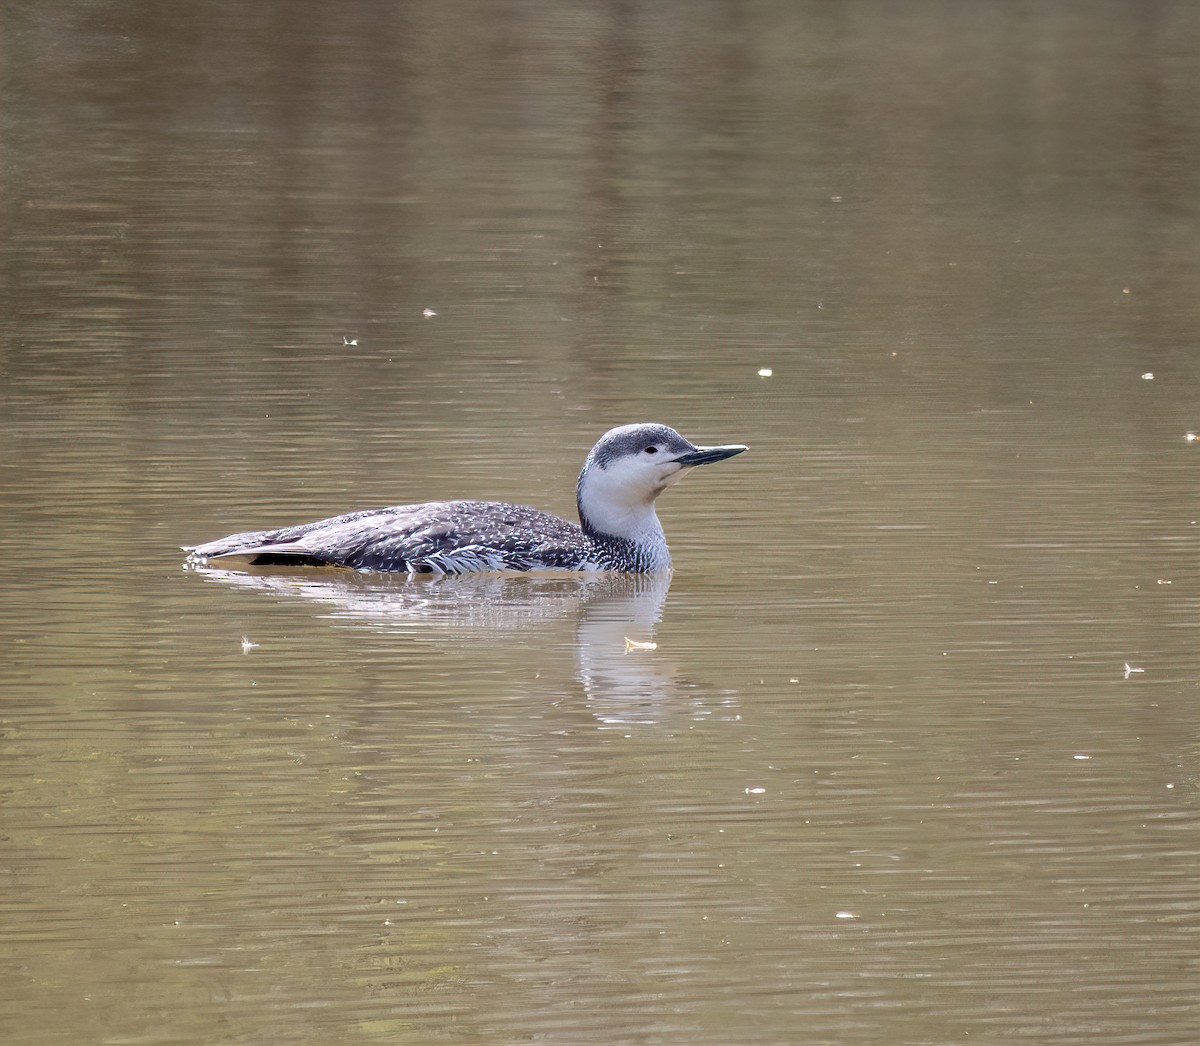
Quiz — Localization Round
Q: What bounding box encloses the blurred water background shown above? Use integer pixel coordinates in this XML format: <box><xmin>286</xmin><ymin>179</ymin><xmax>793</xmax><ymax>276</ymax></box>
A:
<box><xmin>2</xmin><ymin>2</ymin><xmax>1199</xmax><ymax>1043</ymax></box>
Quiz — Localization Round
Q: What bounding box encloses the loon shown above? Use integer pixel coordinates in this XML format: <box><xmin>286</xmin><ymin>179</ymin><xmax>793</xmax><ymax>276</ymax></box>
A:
<box><xmin>185</xmin><ymin>423</ymin><xmax>747</xmax><ymax>575</ymax></box>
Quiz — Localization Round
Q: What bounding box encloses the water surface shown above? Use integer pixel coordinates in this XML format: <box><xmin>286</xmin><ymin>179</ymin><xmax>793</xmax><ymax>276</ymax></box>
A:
<box><xmin>2</xmin><ymin>3</ymin><xmax>1199</xmax><ymax>1044</ymax></box>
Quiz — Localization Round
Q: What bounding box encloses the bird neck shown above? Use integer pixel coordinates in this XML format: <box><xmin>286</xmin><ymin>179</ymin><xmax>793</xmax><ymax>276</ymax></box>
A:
<box><xmin>576</xmin><ymin>470</ymin><xmax>667</xmax><ymax>559</ymax></box>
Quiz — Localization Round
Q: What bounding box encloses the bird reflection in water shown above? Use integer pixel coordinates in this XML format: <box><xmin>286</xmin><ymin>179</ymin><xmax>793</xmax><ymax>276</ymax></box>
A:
<box><xmin>188</xmin><ymin>566</ymin><xmax>739</xmax><ymax>726</ymax></box>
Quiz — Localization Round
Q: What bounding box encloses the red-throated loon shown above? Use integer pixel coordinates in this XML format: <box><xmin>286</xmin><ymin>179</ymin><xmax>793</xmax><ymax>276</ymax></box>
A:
<box><xmin>185</xmin><ymin>423</ymin><xmax>747</xmax><ymax>574</ymax></box>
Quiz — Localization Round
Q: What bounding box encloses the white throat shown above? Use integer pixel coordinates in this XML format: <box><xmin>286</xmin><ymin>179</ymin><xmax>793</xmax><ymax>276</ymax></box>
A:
<box><xmin>577</xmin><ymin>461</ymin><xmax>675</xmax><ymax>562</ymax></box>
<box><xmin>581</xmin><ymin>489</ymin><xmax>665</xmax><ymax>546</ymax></box>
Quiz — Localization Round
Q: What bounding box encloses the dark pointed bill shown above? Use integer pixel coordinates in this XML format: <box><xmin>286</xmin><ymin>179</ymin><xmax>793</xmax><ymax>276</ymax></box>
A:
<box><xmin>673</xmin><ymin>444</ymin><xmax>749</xmax><ymax>467</ymax></box>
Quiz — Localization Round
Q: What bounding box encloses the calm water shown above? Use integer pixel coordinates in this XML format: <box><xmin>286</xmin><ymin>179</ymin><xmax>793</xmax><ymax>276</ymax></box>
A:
<box><xmin>3</xmin><ymin>2</ymin><xmax>1200</xmax><ymax>1043</ymax></box>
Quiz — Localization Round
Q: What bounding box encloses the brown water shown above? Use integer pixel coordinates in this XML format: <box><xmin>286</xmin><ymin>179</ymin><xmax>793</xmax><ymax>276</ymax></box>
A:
<box><xmin>3</xmin><ymin>3</ymin><xmax>1200</xmax><ymax>1043</ymax></box>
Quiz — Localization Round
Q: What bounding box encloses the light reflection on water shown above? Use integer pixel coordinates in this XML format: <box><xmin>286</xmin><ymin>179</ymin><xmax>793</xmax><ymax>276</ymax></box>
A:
<box><xmin>3</xmin><ymin>1</ymin><xmax>1200</xmax><ymax>1043</ymax></box>
<box><xmin>189</xmin><ymin>567</ymin><xmax>711</xmax><ymax>726</ymax></box>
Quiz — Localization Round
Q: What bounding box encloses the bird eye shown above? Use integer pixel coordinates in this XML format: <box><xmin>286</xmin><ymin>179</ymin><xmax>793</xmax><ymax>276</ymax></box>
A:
<box><xmin>644</xmin><ymin>446</ymin><xmax>658</xmax><ymax>454</ymax></box>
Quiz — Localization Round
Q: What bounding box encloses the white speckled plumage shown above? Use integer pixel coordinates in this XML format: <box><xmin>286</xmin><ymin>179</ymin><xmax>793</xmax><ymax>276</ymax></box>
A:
<box><xmin>185</xmin><ymin>424</ymin><xmax>747</xmax><ymax>574</ymax></box>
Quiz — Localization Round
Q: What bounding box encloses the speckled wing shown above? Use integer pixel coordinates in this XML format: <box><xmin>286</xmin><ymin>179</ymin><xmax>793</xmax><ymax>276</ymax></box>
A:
<box><xmin>188</xmin><ymin>500</ymin><xmax>589</xmax><ymax>574</ymax></box>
